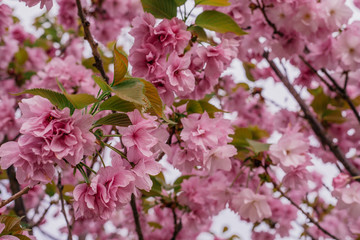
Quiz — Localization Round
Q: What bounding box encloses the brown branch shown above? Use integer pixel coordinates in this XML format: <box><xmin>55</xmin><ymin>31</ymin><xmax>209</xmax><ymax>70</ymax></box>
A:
<box><xmin>30</xmin><ymin>202</ymin><xmax>54</xmax><ymax>228</ymax></box>
<box><xmin>274</xmin><ymin>184</ymin><xmax>339</xmax><ymax>240</ymax></box>
<box><xmin>76</xmin><ymin>0</ymin><xmax>109</xmax><ymax>83</ymax></box>
<box><xmin>299</xmin><ymin>56</ymin><xmax>336</xmax><ymax>92</ymax></box>
<box><xmin>57</xmin><ymin>173</ymin><xmax>73</xmax><ymax>240</ymax></box>
<box><xmin>0</xmin><ymin>182</ymin><xmax>31</xmax><ymax>209</ymax></box>
<box><xmin>171</xmin><ymin>207</ymin><xmax>182</xmax><ymax>240</ymax></box>
<box><xmin>6</xmin><ymin>166</ymin><xmax>29</xmax><ymax>223</ymax></box>
<box><xmin>256</xmin><ymin>0</ymin><xmax>284</xmax><ymax>37</ymax></box>
<box><xmin>320</xmin><ymin>68</ymin><xmax>360</xmax><ymax>125</ymax></box>
<box><xmin>264</xmin><ymin>167</ymin><xmax>339</xmax><ymax>239</ymax></box>
<box><xmin>130</xmin><ymin>194</ymin><xmax>144</xmax><ymax>240</ymax></box>
<box><xmin>264</xmin><ymin>52</ymin><xmax>360</xmax><ymax>178</ymax></box>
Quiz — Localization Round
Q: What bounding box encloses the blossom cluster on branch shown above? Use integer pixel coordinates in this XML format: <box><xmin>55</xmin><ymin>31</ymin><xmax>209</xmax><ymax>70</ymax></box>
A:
<box><xmin>1</xmin><ymin>0</ymin><xmax>360</xmax><ymax>239</ymax></box>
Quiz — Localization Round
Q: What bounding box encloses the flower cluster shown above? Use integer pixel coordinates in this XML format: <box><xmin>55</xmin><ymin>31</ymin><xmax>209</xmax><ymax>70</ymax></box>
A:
<box><xmin>0</xmin><ymin>96</ymin><xmax>96</xmax><ymax>185</ymax></box>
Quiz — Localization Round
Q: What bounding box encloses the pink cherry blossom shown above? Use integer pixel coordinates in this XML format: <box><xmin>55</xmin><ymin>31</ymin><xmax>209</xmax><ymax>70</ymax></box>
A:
<box><xmin>73</xmin><ymin>165</ymin><xmax>135</xmax><ymax>220</ymax></box>
<box><xmin>20</xmin><ymin>0</ymin><xmax>53</xmax><ymax>10</ymax></box>
<box><xmin>151</xmin><ymin>17</ymin><xmax>191</xmax><ymax>54</ymax></box>
<box><xmin>334</xmin><ymin>182</ymin><xmax>360</xmax><ymax>218</ymax></box>
<box><xmin>165</xmin><ymin>52</ymin><xmax>195</xmax><ymax>96</ymax></box>
<box><xmin>332</xmin><ymin>173</ymin><xmax>351</xmax><ymax>189</ymax></box>
<box><xmin>181</xmin><ymin>112</ymin><xmax>233</xmax><ymax>150</ymax></box>
<box><xmin>269</xmin><ymin>128</ymin><xmax>309</xmax><ymax>168</ymax></box>
<box><xmin>231</xmin><ymin>188</ymin><xmax>272</xmax><ymax>222</ymax></box>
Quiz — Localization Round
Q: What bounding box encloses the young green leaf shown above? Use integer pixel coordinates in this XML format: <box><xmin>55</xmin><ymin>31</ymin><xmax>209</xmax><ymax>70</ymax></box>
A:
<box><xmin>113</xmin><ymin>47</ymin><xmax>128</xmax><ymax>86</ymax></box>
<box><xmin>64</xmin><ymin>93</ymin><xmax>98</xmax><ymax>109</ymax></box>
<box><xmin>246</xmin><ymin>139</ymin><xmax>270</xmax><ymax>154</ymax></box>
<box><xmin>112</xmin><ymin>78</ymin><xmax>145</xmax><ymax>105</ymax></box>
<box><xmin>93</xmin><ymin>75</ymin><xmax>111</xmax><ymax>92</ymax></box>
<box><xmin>14</xmin><ymin>88</ymin><xmax>74</xmax><ymax>111</ymax></box>
<box><xmin>141</xmin><ymin>0</ymin><xmax>177</xmax><ymax>19</ymax></box>
<box><xmin>99</xmin><ymin>95</ymin><xmax>136</xmax><ymax>112</ymax></box>
<box><xmin>195</xmin><ymin>10</ymin><xmax>247</xmax><ymax>35</ymax></box>
<box><xmin>140</xmin><ymin>79</ymin><xmax>163</xmax><ymax>116</ymax></box>
<box><xmin>175</xmin><ymin>0</ymin><xmax>186</xmax><ymax>6</ymax></box>
<box><xmin>195</xmin><ymin>0</ymin><xmax>230</xmax><ymax>6</ymax></box>
<box><xmin>94</xmin><ymin>113</ymin><xmax>132</xmax><ymax>127</ymax></box>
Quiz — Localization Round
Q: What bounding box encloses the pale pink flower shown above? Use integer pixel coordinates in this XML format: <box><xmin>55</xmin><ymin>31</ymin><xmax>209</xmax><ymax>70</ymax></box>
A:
<box><xmin>0</xmin><ymin>136</ymin><xmax>56</xmax><ymax>185</ymax></box>
<box><xmin>334</xmin><ymin>22</ymin><xmax>360</xmax><ymax>70</ymax></box>
<box><xmin>19</xmin><ymin>96</ymin><xmax>96</xmax><ymax>166</ymax></box>
<box><xmin>0</xmin><ymin>96</ymin><xmax>19</xmax><ymax>143</ymax></box>
<box><xmin>282</xmin><ymin>166</ymin><xmax>311</xmax><ymax>190</ymax></box>
<box><xmin>269</xmin><ymin>128</ymin><xmax>309</xmax><ymax>168</ymax></box>
<box><xmin>73</xmin><ymin>165</ymin><xmax>135</xmax><ymax>220</ymax></box>
<box><xmin>24</xmin><ymin>47</ymin><xmax>48</xmax><ymax>71</ymax></box>
<box><xmin>334</xmin><ymin>182</ymin><xmax>360</xmax><ymax>217</ymax></box>
<box><xmin>0</xmin><ymin>3</ymin><xmax>12</xmax><ymax>36</ymax></box>
<box><xmin>231</xmin><ymin>188</ymin><xmax>272</xmax><ymax>222</ymax></box>
<box><xmin>332</xmin><ymin>173</ymin><xmax>351</xmax><ymax>189</ymax></box>
<box><xmin>165</xmin><ymin>53</ymin><xmax>195</xmax><ymax>96</ymax></box>
<box><xmin>322</xmin><ymin>0</ymin><xmax>352</xmax><ymax>29</ymax></box>
<box><xmin>204</xmin><ymin>145</ymin><xmax>237</xmax><ymax>174</ymax></box>
<box><xmin>118</xmin><ymin>110</ymin><xmax>158</xmax><ymax>157</ymax></box>
<box><xmin>129</xmin><ymin>13</ymin><xmax>156</xmax><ymax>48</ymax></box>
<box><xmin>152</xmin><ymin>17</ymin><xmax>191</xmax><ymax>54</ymax></box>
<box><xmin>28</xmin><ymin>56</ymin><xmax>97</xmax><ymax>95</ymax></box>
<box><xmin>129</xmin><ymin>43</ymin><xmax>166</xmax><ymax>80</ymax></box>
<box><xmin>181</xmin><ymin>112</ymin><xmax>233</xmax><ymax>150</ymax></box>
<box><xmin>20</xmin><ymin>0</ymin><xmax>53</xmax><ymax>10</ymax></box>
<box><xmin>0</xmin><ymin>36</ymin><xmax>19</xmax><ymax>70</ymax></box>
<box><xmin>57</xmin><ymin>0</ymin><xmax>78</xmax><ymax>30</ymax></box>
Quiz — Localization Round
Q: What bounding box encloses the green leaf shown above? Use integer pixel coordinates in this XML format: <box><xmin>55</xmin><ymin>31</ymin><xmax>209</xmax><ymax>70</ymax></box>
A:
<box><xmin>186</xmin><ymin>100</ymin><xmax>223</xmax><ymax>117</ymax></box>
<box><xmin>246</xmin><ymin>139</ymin><xmax>270</xmax><ymax>154</ymax></box>
<box><xmin>15</xmin><ymin>48</ymin><xmax>28</xmax><ymax>66</ymax></box>
<box><xmin>141</xmin><ymin>0</ymin><xmax>177</xmax><ymax>19</ymax></box>
<box><xmin>173</xmin><ymin>175</ymin><xmax>193</xmax><ymax>193</ymax></box>
<box><xmin>99</xmin><ymin>96</ymin><xmax>136</xmax><ymax>112</ymax></box>
<box><xmin>93</xmin><ymin>75</ymin><xmax>111</xmax><ymax>92</ymax></box>
<box><xmin>64</xmin><ymin>93</ymin><xmax>97</xmax><ymax>109</ymax></box>
<box><xmin>140</xmin><ymin>79</ymin><xmax>163</xmax><ymax>116</ymax></box>
<box><xmin>94</xmin><ymin>113</ymin><xmax>132</xmax><ymax>127</ymax></box>
<box><xmin>186</xmin><ymin>100</ymin><xmax>203</xmax><ymax>114</ymax></box>
<box><xmin>45</xmin><ymin>183</ymin><xmax>56</xmax><ymax>197</ymax></box>
<box><xmin>195</xmin><ymin>10</ymin><xmax>247</xmax><ymax>36</ymax></box>
<box><xmin>14</xmin><ymin>234</ymin><xmax>32</xmax><ymax>240</ymax></box>
<box><xmin>113</xmin><ymin>47</ymin><xmax>128</xmax><ymax>86</ymax></box>
<box><xmin>188</xmin><ymin>25</ymin><xmax>208</xmax><ymax>42</ymax></box>
<box><xmin>199</xmin><ymin>100</ymin><xmax>224</xmax><ymax>116</ymax></box>
<box><xmin>243</xmin><ymin>62</ymin><xmax>256</xmax><ymax>82</ymax></box>
<box><xmin>322</xmin><ymin>109</ymin><xmax>346</xmax><ymax>123</ymax></box>
<box><xmin>112</xmin><ymin>78</ymin><xmax>145</xmax><ymax>105</ymax></box>
<box><xmin>195</xmin><ymin>0</ymin><xmax>230</xmax><ymax>6</ymax></box>
<box><xmin>175</xmin><ymin>0</ymin><xmax>186</xmax><ymax>6</ymax></box>
<box><xmin>14</xmin><ymin>89</ymin><xmax>74</xmax><ymax>111</ymax></box>
<box><xmin>148</xmin><ymin>221</ymin><xmax>163</xmax><ymax>230</ymax></box>
<box><xmin>0</xmin><ymin>215</ymin><xmax>23</xmax><ymax>234</ymax></box>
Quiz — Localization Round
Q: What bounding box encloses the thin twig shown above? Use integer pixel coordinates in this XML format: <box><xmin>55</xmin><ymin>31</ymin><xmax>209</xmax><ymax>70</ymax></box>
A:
<box><xmin>320</xmin><ymin>68</ymin><xmax>360</xmax><ymax>125</ymax></box>
<box><xmin>75</xmin><ymin>0</ymin><xmax>109</xmax><ymax>83</ymax></box>
<box><xmin>264</xmin><ymin>52</ymin><xmax>360</xmax><ymax>178</ymax></box>
<box><xmin>6</xmin><ymin>166</ymin><xmax>29</xmax><ymax>223</ymax></box>
<box><xmin>0</xmin><ymin>185</ymin><xmax>31</xmax><ymax>209</ymax></box>
<box><xmin>299</xmin><ymin>56</ymin><xmax>336</xmax><ymax>92</ymax></box>
<box><xmin>31</xmin><ymin>202</ymin><xmax>54</xmax><ymax>227</ymax></box>
<box><xmin>130</xmin><ymin>194</ymin><xmax>144</xmax><ymax>240</ymax></box>
<box><xmin>57</xmin><ymin>173</ymin><xmax>73</xmax><ymax>240</ymax></box>
<box><xmin>256</xmin><ymin>0</ymin><xmax>284</xmax><ymax>37</ymax></box>
<box><xmin>171</xmin><ymin>207</ymin><xmax>182</xmax><ymax>240</ymax></box>
<box><xmin>275</xmin><ymin>184</ymin><xmax>339</xmax><ymax>240</ymax></box>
